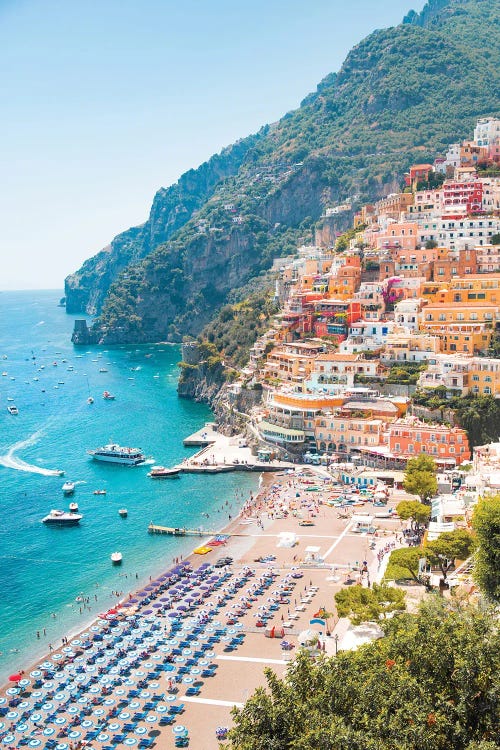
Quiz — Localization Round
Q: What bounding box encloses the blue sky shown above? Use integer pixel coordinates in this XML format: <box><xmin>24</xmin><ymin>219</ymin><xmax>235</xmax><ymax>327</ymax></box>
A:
<box><xmin>0</xmin><ymin>0</ymin><xmax>424</xmax><ymax>290</ymax></box>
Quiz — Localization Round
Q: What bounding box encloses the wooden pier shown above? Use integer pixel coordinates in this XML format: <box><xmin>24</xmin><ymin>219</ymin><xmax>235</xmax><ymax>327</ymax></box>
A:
<box><xmin>148</xmin><ymin>523</ymin><xmax>216</xmax><ymax>537</ymax></box>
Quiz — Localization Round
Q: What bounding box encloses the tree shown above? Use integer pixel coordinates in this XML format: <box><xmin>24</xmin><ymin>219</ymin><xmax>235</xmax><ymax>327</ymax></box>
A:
<box><xmin>403</xmin><ymin>470</ymin><xmax>438</xmax><ymax>504</ymax></box>
<box><xmin>406</xmin><ymin>454</ymin><xmax>437</xmax><ymax>474</ymax></box>
<box><xmin>425</xmin><ymin>529</ymin><xmax>475</xmax><ymax>582</ymax></box>
<box><xmin>425</xmin><ymin>239</ymin><xmax>438</xmax><ymax>249</ymax></box>
<box><xmin>227</xmin><ymin>600</ymin><xmax>500</xmax><ymax>750</ymax></box>
<box><xmin>334</xmin><ymin>583</ymin><xmax>406</xmax><ymax>625</ymax></box>
<box><xmin>491</xmin><ymin>233</ymin><xmax>500</xmax><ymax>245</ymax></box>
<box><xmin>396</xmin><ymin>500</ymin><xmax>431</xmax><ymax>529</ymax></box>
<box><xmin>403</xmin><ymin>454</ymin><xmax>438</xmax><ymax>503</ymax></box>
<box><xmin>384</xmin><ymin>547</ymin><xmax>425</xmax><ymax>584</ymax></box>
<box><xmin>472</xmin><ymin>495</ymin><xmax>500</xmax><ymax>602</ymax></box>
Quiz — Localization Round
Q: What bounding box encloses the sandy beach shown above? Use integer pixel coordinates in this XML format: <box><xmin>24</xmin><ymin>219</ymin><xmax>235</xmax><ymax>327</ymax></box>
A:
<box><xmin>0</xmin><ymin>453</ymin><xmax>407</xmax><ymax>750</ymax></box>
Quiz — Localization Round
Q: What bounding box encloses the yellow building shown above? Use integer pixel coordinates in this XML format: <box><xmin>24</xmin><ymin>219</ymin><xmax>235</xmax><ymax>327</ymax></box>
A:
<box><xmin>420</xmin><ymin>303</ymin><xmax>496</xmax><ymax>353</ymax></box>
<box><xmin>420</xmin><ymin>274</ymin><xmax>500</xmax><ymax>306</ymax></box>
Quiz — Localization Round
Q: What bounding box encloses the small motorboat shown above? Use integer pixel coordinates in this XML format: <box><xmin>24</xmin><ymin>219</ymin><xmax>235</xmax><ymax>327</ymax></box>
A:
<box><xmin>7</xmin><ymin>405</ymin><xmax>19</xmax><ymax>415</ymax></box>
<box><xmin>93</xmin><ymin>489</ymin><xmax>107</xmax><ymax>496</ymax></box>
<box><xmin>99</xmin><ymin>368</ymin><xmax>108</xmax><ymax>373</ymax></box>
<box><xmin>148</xmin><ymin>466</ymin><xmax>181</xmax><ymax>479</ymax></box>
<box><xmin>62</xmin><ymin>481</ymin><xmax>75</xmax><ymax>496</ymax></box>
<box><xmin>111</xmin><ymin>551</ymin><xmax>123</xmax><ymax>565</ymax></box>
<box><xmin>69</xmin><ymin>502</ymin><xmax>79</xmax><ymax>513</ymax></box>
<box><xmin>103</xmin><ymin>391</ymin><xmax>116</xmax><ymax>400</ymax></box>
<box><xmin>87</xmin><ymin>396</ymin><xmax>94</xmax><ymax>404</ymax></box>
<box><xmin>118</xmin><ymin>508</ymin><xmax>128</xmax><ymax>518</ymax></box>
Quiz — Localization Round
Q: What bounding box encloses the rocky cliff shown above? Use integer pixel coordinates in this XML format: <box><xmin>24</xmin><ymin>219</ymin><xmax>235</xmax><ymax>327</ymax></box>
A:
<box><xmin>65</xmin><ymin>135</ymin><xmax>261</xmax><ymax>314</ymax></box>
<box><xmin>67</xmin><ymin>0</ymin><xmax>500</xmax><ymax>346</ymax></box>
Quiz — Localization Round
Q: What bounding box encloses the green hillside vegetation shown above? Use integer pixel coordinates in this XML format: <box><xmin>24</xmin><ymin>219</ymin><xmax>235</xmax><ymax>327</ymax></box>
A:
<box><xmin>201</xmin><ymin>287</ymin><xmax>278</xmax><ymax>369</ymax></box>
<box><xmin>67</xmin><ymin>0</ymin><xmax>500</xmax><ymax>347</ymax></box>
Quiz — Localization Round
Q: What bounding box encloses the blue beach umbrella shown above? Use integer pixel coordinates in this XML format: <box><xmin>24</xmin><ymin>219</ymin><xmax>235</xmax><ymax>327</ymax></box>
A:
<box><xmin>43</xmin><ymin>728</ymin><xmax>55</xmax><ymax>736</ymax></box>
<box><xmin>172</xmin><ymin>725</ymin><xmax>187</xmax><ymax>735</ymax></box>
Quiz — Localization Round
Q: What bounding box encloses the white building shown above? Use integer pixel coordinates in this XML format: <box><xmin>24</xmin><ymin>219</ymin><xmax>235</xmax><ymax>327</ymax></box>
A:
<box><xmin>394</xmin><ymin>299</ymin><xmax>422</xmax><ymax>332</ymax></box>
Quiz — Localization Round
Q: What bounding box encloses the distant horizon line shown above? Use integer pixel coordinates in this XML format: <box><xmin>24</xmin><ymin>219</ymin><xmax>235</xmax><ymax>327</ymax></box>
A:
<box><xmin>0</xmin><ymin>288</ymin><xmax>64</xmax><ymax>293</ymax></box>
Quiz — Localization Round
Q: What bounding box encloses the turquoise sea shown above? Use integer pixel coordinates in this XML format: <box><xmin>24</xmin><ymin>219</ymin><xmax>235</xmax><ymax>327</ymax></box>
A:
<box><xmin>0</xmin><ymin>290</ymin><xmax>258</xmax><ymax>682</ymax></box>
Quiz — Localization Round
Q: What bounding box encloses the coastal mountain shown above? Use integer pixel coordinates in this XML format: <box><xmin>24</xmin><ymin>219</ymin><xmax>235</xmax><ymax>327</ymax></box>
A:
<box><xmin>66</xmin><ymin>0</ymin><xmax>500</xmax><ymax>344</ymax></box>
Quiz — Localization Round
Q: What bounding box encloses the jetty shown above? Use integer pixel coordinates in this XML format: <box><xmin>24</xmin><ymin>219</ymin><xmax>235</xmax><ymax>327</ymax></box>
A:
<box><xmin>178</xmin><ymin>424</ymin><xmax>295</xmax><ymax>475</ymax></box>
<box><xmin>183</xmin><ymin>422</ymin><xmax>218</xmax><ymax>446</ymax></box>
<box><xmin>148</xmin><ymin>524</ymin><xmax>216</xmax><ymax>537</ymax></box>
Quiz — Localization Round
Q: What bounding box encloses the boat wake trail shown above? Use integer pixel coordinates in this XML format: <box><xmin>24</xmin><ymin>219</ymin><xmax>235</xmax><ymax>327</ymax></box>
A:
<box><xmin>0</xmin><ymin>430</ymin><xmax>63</xmax><ymax>476</ymax></box>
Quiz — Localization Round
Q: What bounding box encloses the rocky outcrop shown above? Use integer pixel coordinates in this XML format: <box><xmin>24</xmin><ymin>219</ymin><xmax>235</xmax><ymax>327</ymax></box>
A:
<box><xmin>177</xmin><ymin>342</ymin><xmax>226</xmax><ymax>404</ymax></box>
<box><xmin>71</xmin><ymin>319</ymin><xmax>97</xmax><ymax>345</ymax></box>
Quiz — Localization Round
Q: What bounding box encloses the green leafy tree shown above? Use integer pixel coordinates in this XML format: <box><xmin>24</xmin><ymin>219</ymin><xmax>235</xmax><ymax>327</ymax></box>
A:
<box><xmin>472</xmin><ymin>495</ymin><xmax>500</xmax><ymax>602</ymax></box>
<box><xmin>403</xmin><ymin>454</ymin><xmax>438</xmax><ymax>503</ymax></box>
<box><xmin>425</xmin><ymin>529</ymin><xmax>475</xmax><ymax>582</ymax></box>
<box><xmin>403</xmin><ymin>470</ymin><xmax>438</xmax><ymax>504</ymax></box>
<box><xmin>384</xmin><ymin>547</ymin><xmax>425</xmax><ymax>584</ymax></box>
<box><xmin>227</xmin><ymin>599</ymin><xmax>500</xmax><ymax>750</ymax></box>
<box><xmin>406</xmin><ymin>454</ymin><xmax>437</xmax><ymax>474</ymax></box>
<box><xmin>396</xmin><ymin>500</ymin><xmax>431</xmax><ymax>529</ymax></box>
<box><xmin>334</xmin><ymin>583</ymin><xmax>406</xmax><ymax>625</ymax></box>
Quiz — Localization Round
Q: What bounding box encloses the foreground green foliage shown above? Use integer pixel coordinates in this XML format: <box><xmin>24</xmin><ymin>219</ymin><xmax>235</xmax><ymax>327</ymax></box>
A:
<box><xmin>226</xmin><ymin>599</ymin><xmax>500</xmax><ymax>750</ymax></box>
<box><xmin>472</xmin><ymin>495</ymin><xmax>500</xmax><ymax>602</ymax></box>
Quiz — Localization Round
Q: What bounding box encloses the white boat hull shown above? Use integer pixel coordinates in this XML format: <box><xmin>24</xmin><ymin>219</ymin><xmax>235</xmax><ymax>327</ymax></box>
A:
<box><xmin>91</xmin><ymin>455</ymin><xmax>144</xmax><ymax>466</ymax></box>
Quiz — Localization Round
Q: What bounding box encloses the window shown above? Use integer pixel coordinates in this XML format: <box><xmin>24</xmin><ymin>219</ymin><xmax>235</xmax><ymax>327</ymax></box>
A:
<box><xmin>484</xmin><ymin>387</ymin><xmax>491</xmax><ymax>395</ymax></box>
<box><xmin>394</xmin><ymin>443</ymin><xmax>400</xmax><ymax>452</ymax></box>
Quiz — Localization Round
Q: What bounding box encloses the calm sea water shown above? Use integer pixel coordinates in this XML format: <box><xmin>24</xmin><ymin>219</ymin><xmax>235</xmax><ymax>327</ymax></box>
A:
<box><xmin>0</xmin><ymin>290</ymin><xmax>258</xmax><ymax>681</ymax></box>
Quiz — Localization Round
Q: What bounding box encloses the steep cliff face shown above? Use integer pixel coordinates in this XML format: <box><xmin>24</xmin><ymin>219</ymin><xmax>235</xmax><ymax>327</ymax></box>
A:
<box><xmin>68</xmin><ymin>0</ymin><xmax>500</xmax><ymax>343</ymax></box>
<box><xmin>65</xmin><ymin>135</ymin><xmax>261</xmax><ymax>314</ymax></box>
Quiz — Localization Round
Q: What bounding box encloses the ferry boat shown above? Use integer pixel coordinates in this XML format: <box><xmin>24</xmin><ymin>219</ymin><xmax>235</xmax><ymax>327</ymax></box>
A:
<box><xmin>111</xmin><ymin>551</ymin><xmax>123</xmax><ymax>565</ymax></box>
<box><xmin>42</xmin><ymin>509</ymin><xmax>82</xmax><ymax>526</ymax></box>
<box><xmin>62</xmin><ymin>481</ymin><xmax>75</xmax><ymax>495</ymax></box>
<box><xmin>148</xmin><ymin>466</ymin><xmax>181</xmax><ymax>479</ymax></box>
<box><xmin>88</xmin><ymin>443</ymin><xmax>145</xmax><ymax>465</ymax></box>
<box><xmin>7</xmin><ymin>405</ymin><xmax>18</xmax><ymax>415</ymax></box>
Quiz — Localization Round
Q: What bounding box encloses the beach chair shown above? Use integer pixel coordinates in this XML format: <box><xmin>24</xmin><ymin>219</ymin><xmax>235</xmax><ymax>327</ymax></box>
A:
<box><xmin>138</xmin><ymin>739</ymin><xmax>154</xmax><ymax>749</ymax></box>
<box><xmin>159</xmin><ymin>715</ymin><xmax>175</xmax><ymax>726</ymax></box>
<box><xmin>169</xmin><ymin>703</ymin><xmax>185</xmax><ymax>714</ymax></box>
<box><xmin>185</xmin><ymin>685</ymin><xmax>200</xmax><ymax>696</ymax></box>
<box><xmin>175</xmin><ymin>738</ymin><xmax>189</xmax><ymax>748</ymax></box>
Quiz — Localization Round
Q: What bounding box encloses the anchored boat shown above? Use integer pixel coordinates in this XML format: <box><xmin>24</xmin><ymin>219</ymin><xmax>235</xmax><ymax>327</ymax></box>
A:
<box><xmin>88</xmin><ymin>443</ymin><xmax>145</xmax><ymax>466</ymax></box>
<box><xmin>148</xmin><ymin>466</ymin><xmax>181</xmax><ymax>479</ymax></box>
<box><xmin>42</xmin><ymin>509</ymin><xmax>82</xmax><ymax>526</ymax></box>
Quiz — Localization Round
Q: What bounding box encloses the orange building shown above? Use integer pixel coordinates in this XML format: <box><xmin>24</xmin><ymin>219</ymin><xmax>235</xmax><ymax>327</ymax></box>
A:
<box><xmin>388</xmin><ymin>420</ymin><xmax>471</xmax><ymax>465</ymax></box>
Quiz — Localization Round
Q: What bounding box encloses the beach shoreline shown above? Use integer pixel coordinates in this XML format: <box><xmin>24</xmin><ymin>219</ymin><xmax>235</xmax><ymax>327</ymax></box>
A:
<box><xmin>0</xmin><ymin>453</ymin><xmax>409</xmax><ymax>749</ymax></box>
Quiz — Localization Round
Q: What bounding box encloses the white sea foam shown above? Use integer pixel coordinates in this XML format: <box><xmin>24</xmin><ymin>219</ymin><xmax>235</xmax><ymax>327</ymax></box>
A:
<box><xmin>0</xmin><ymin>429</ymin><xmax>63</xmax><ymax>476</ymax></box>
